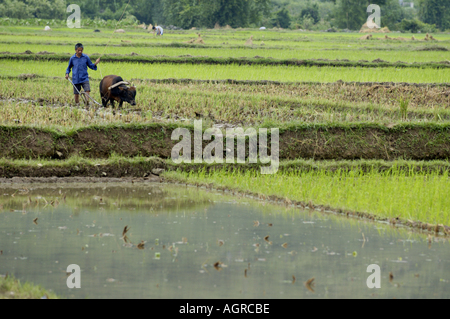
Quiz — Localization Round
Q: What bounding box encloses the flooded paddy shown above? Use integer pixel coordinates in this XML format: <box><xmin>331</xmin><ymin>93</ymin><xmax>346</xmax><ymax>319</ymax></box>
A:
<box><xmin>1</xmin><ymin>182</ymin><xmax>450</xmax><ymax>299</ymax></box>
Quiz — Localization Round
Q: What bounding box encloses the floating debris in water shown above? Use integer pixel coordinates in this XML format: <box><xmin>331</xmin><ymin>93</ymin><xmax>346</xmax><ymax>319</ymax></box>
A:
<box><xmin>311</xmin><ymin>247</ymin><xmax>318</xmax><ymax>253</ymax></box>
<box><xmin>121</xmin><ymin>225</ymin><xmax>130</xmax><ymax>243</ymax></box>
<box><xmin>122</xmin><ymin>225</ymin><xmax>130</xmax><ymax>237</ymax></box>
<box><xmin>106</xmin><ymin>278</ymin><xmax>116</xmax><ymax>283</ymax></box>
<box><xmin>33</xmin><ymin>218</ymin><xmax>38</xmax><ymax>225</ymax></box>
<box><xmin>253</xmin><ymin>220</ymin><xmax>260</xmax><ymax>227</ymax></box>
<box><xmin>305</xmin><ymin>277</ymin><xmax>315</xmax><ymax>293</ymax></box>
<box><xmin>217</xmin><ymin>239</ymin><xmax>224</xmax><ymax>246</ymax></box>
<box><xmin>389</xmin><ymin>272</ymin><xmax>394</xmax><ymax>283</ymax></box>
<box><xmin>282</xmin><ymin>243</ymin><xmax>288</xmax><ymax>249</ymax></box>
<box><xmin>58</xmin><ymin>226</ymin><xmax>67</xmax><ymax>230</ymax></box>
<box><xmin>101</xmin><ymin>233</ymin><xmax>114</xmax><ymax>237</ymax></box>
<box><xmin>137</xmin><ymin>241</ymin><xmax>145</xmax><ymax>250</ymax></box>
<box><xmin>214</xmin><ymin>261</ymin><xmax>225</xmax><ymax>271</ymax></box>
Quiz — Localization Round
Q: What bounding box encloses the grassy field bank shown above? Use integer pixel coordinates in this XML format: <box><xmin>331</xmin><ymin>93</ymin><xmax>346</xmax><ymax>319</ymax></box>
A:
<box><xmin>0</xmin><ymin>274</ymin><xmax>59</xmax><ymax>299</ymax></box>
<box><xmin>0</xmin><ymin>123</ymin><xmax>449</xmax><ymax>161</ymax></box>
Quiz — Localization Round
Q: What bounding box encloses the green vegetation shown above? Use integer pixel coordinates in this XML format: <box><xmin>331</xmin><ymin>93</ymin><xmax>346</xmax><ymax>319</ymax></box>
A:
<box><xmin>2</xmin><ymin>59</ymin><xmax>449</xmax><ymax>83</ymax></box>
<box><xmin>1</xmin><ymin>0</ymin><xmax>448</xmax><ymax>32</ymax></box>
<box><xmin>4</xmin><ymin>44</ymin><xmax>450</xmax><ymax>63</ymax></box>
<box><xmin>0</xmin><ymin>25</ymin><xmax>449</xmax><ymax>230</ymax></box>
<box><xmin>0</xmin><ymin>274</ymin><xmax>60</xmax><ymax>299</ymax></box>
<box><xmin>2</xmin><ymin>153</ymin><xmax>450</xmax><ymax>227</ymax></box>
<box><xmin>164</xmin><ymin>166</ymin><xmax>450</xmax><ymax>226</ymax></box>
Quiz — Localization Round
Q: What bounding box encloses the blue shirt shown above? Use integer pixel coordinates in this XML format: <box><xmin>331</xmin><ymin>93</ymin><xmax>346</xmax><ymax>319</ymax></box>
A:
<box><xmin>66</xmin><ymin>53</ymin><xmax>97</xmax><ymax>84</ymax></box>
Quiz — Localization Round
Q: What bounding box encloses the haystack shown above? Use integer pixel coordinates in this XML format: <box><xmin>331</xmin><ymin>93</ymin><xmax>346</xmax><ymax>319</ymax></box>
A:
<box><xmin>115</xmin><ymin>29</ymin><xmax>125</xmax><ymax>33</ymax></box>
<box><xmin>245</xmin><ymin>36</ymin><xmax>253</xmax><ymax>46</ymax></box>
<box><xmin>195</xmin><ymin>34</ymin><xmax>204</xmax><ymax>44</ymax></box>
<box><xmin>428</xmin><ymin>33</ymin><xmax>437</xmax><ymax>41</ymax></box>
<box><xmin>44</xmin><ymin>26</ymin><xmax>51</xmax><ymax>31</ymax></box>
<box><xmin>360</xmin><ymin>22</ymin><xmax>390</xmax><ymax>33</ymax></box>
<box><xmin>214</xmin><ymin>22</ymin><xmax>221</xmax><ymax>29</ymax></box>
<box><xmin>359</xmin><ymin>34</ymin><xmax>372</xmax><ymax>40</ymax></box>
<box><xmin>147</xmin><ymin>24</ymin><xmax>153</xmax><ymax>32</ymax></box>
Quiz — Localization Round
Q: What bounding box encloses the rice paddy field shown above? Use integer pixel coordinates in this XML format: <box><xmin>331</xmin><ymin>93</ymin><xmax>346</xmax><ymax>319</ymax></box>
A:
<box><xmin>1</xmin><ymin>24</ymin><xmax>450</xmax><ymax>231</ymax></box>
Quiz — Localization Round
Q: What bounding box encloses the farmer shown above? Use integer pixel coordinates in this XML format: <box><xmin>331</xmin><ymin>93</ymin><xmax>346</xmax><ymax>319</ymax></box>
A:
<box><xmin>152</xmin><ymin>25</ymin><xmax>163</xmax><ymax>36</ymax></box>
<box><xmin>65</xmin><ymin>43</ymin><xmax>100</xmax><ymax>105</ymax></box>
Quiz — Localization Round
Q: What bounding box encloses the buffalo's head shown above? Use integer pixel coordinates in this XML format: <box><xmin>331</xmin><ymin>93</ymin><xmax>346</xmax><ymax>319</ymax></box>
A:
<box><xmin>119</xmin><ymin>86</ymin><xmax>137</xmax><ymax>106</ymax></box>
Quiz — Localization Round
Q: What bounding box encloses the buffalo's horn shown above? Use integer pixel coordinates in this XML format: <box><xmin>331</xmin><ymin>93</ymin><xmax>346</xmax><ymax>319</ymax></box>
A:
<box><xmin>108</xmin><ymin>81</ymin><xmax>130</xmax><ymax>90</ymax></box>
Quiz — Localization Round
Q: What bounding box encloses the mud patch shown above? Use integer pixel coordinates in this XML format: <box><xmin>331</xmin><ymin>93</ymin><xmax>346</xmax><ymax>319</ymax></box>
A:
<box><xmin>0</xmin><ymin>176</ymin><xmax>161</xmax><ymax>184</ymax></box>
<box><xmin>18</xmin><ymin>73</ymin><xmax>37</xmax><ymax>80</ymax></box>
<box><xmin>415</xmin><ymin>46</ymin><xmax>448</xmax><ymax>51</ymax></box>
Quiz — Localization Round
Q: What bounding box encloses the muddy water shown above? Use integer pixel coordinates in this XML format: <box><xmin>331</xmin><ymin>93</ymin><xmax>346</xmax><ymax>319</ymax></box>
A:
<box><xmin>1</xmin><ymin>182</ymin><xmax>449</xmax><ymax>299</ymax></box>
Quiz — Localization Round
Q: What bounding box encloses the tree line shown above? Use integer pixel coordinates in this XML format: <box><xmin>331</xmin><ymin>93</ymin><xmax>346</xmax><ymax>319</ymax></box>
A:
<box><xmin>0</xmin><ymin>0</ymin><xmax>447</xmax><ymax>31</ymax></box>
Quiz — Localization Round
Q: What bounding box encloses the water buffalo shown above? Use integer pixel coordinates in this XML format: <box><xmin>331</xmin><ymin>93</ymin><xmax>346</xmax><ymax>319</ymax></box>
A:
<box><xmin>99</xmin><ymin>75</ymin><xmax>136</xmax><ymax>108</ymax></box>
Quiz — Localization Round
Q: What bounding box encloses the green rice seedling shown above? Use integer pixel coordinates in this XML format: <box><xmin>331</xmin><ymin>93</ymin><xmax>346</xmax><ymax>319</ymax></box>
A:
<box><xmin>2</xmin><ymin>59</ymin><xmax>449</xmax><ymax>84</ymax></box>
<box><xmin>165</xmin><ymin>165</ymin><xmax>450</xmax><ymax>226</ymax></box>
<box><xmin>399</xmin><ymin>97</ymin><xmax>409</xmax><ymax>120</ymax></box>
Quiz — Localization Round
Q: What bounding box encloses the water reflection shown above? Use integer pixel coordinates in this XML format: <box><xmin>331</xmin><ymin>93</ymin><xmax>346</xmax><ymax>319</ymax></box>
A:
<box><xmin>0</xmin><ymin>182</ymin><xmax>449</xmax><ymax>299</ymax></box>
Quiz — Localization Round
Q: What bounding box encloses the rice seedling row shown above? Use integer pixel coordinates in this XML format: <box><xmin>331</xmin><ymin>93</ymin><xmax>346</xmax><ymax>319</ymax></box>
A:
<box><xmin>3</xmin><ymin>53</ymin><xmax>450</xmax><ymax>70</ymax></box>
<box><xmin>1</xmin><ymin>43</ymin><xmax>450</xmax><ymax>64</ymax></box>
<box><xmin>2</xmin><ymin>59</ymin><xmax>449</xmax><ymax>84</ymax></box>
<box><xmin>164</xmin><ymin>167</ymin><xmax>450</xmax><ymax>226</ymax></box>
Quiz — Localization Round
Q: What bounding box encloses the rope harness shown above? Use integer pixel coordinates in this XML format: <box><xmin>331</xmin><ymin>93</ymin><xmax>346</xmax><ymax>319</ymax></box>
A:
<box><xmin>103</xmin><ymin>81</ymin><xmax>132</xmax><ymax>103</ymax></box>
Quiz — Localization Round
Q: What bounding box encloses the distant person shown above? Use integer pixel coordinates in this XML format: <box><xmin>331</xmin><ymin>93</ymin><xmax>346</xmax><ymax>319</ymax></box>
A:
<box><xmin>153</xmin><ymin>25</ymin><xmax>163</xmax><ymax>36</ymax></box>
<box><xmin>65</xmin><ymin>43</ymin><xmax>100</xmax><ymax>105</ymax></box>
